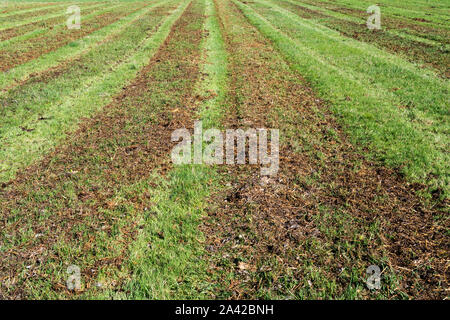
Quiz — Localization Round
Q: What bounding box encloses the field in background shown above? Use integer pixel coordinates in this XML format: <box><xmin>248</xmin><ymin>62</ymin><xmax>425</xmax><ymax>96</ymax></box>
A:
<box><xmin>0</xmin><ymin>0</ymin><xmax>448</xmax><ymax>299</ymax></box>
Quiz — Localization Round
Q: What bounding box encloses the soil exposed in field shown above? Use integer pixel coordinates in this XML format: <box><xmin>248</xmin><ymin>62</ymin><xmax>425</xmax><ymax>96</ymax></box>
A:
<box><xmin>0</xmin><ymin>0</ymin><xmax>204</xmax><ymax>299</ymax></box>
<box><xmin>0</xmin><ymin>3</ymin><xmax>60</xmax><ymax>15</ymax></box>
<box><xmin>201</xmin><ymin>0</ymin><xmax>448</xmax><ymax>299</ymax></box>
<box><xmin>0</xmin><ymin>0</ymin><xmax>447</xmax><ymax>300</ymax></box>
<box><xmin>0</xmin><ymin>4</ymin><xmax>147</xmax><ymax>72</ymax></box>
<box><xmin>277</xmin><ymin>0</ymin><xmax>450</xmax><ymax>78</ymax></box>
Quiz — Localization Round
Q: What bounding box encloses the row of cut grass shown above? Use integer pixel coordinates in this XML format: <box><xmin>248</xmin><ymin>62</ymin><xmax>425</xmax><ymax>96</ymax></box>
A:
<box><xmin>300</xmin><ymin>0</ymin><xmax>450</xmax><ymax>28</ymax></box>
<box><xmin>200</xmin><ymin>0</ymin><xmax>402</xmax><ymax>299</ymax></box>
<box><xmin>106</xmin><ymin>0</ymin><xmax>229</xmax><ymax>299</ymax></box>
<box><xmin>256</xmin><ymin>0</ymin><xmax>449</xmax><ymax>120</ymax></box>
<box><xmin>235</xmin><ymin>0</ymin><xmax>449</xmax><ymax>196</ymax></box>
<box><xmin>0</xmin><ymin>0</ymin><xmax>176</xmax><ymax>183</ymax></box>
<box><xmin>0</xmin><ymin>1</ymin><xmax>157</xmax><ymax>92</ymax></box>
<box><xmin>9</xmin><ymin>0</ymin><xmax>201</xmax><ymax>299</ymax></box>
<box><xmin>286</xmin><ymin>0</ymin><xmax>446</xmax><ymax>47</ymax></box>
<box><xmin>0</xmin><ymin>1</ymin><xmax>65</xmax><ymax>18</ymax></box>
<box><xmin>0</xmin><ymin>2</ymin><xmax>90</xmax><ymax>31</ymax></box>
<box><xmin>0</xmin><ymin>2</ymin><xmax>108</xmax><ymax>41</ymax></box>
<box><xmin>0</xmin><ymin>2</ymin><xmax>124</xmax><ymax>50</ymax></box>
<box><xmin>0</xmin><ymin>2</ymin><xmax>140</xmax><ymax>71</ymax></box>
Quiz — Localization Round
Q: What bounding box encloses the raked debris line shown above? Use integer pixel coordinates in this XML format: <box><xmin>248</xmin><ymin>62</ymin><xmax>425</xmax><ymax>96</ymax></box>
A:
<box><xmin>0</xmin><ymin>1</ymin><xmax>168</xmax><ymax>94</ymax></box>
<box><xmin>0</xmin><ymin>0</ymin><xmax>192</xmax><ymax>182</ymax></box>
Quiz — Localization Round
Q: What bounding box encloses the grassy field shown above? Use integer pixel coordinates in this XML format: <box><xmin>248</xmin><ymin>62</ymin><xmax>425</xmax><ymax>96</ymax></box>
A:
<box><xmin>0</xmin><ymin>0</ymin><xmax>448</xmax><ymax>300</ymax></box>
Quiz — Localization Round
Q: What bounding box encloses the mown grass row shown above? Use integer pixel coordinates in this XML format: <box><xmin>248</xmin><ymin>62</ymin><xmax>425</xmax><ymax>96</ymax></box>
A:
<box><xmin>0</xmin><ymin>2</ymin><xmax>66</xmax><ymax>18</ymax></box>
<box><xmin>301</xmin><ymin>0</ymin><xmax>450</xmax><ymax>28</ymax></box>
<box><xmin>0</xmin><ymin>2</ymin><xmax>91</xmax><ymax>31</ymax></box>
<box><xmin>0</xmin><ymin>1</ymin><xmax>158</xmax><ymax>92</ymax></box>
<box><xmin>0</xmin><ymin>0</ymin><xmax>195</xmax><ymax>299</ymax></box>
<box><xmin>285</xmin><ymin>0</ymin><xmax>447</xmax><ymax>47</ymax></box>
<box><xmin>0</xmin><ymin>2</ymin><xmax>122</xmax><ymax>50</ymax></box>
<box><xmin>236</xmin><ymin>0</ymin><xmax>449</xmax><ymax>197</ymax></box>
<box><xmin>0</xmin><ymin>0</ymin><xmax>175</xmax><ymax>182</ymax></box>
<box><xmin>101</xmin><ymin>0</ymin><xmax>229</xmax><ymax>299</ymax></box>
<box><xmin>275</xmin><ymin>0</ymin><xmax>449</xmax><ymax>78</ymax></box>
<box><xmin>0</xmin><ymin>2</ymin><xmax>143</xmax><ymax>71</ymax></box>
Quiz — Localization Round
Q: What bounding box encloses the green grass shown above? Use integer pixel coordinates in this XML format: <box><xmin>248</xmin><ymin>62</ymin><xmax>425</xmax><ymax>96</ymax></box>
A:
<box><xmin>0</xmin><ymin>3</ymin><xmax>123</xmax><ymax>50</ymax></box>
<box><xmin>0</xmin><ymin>0</ymin><xmax>447</xmax><ymax>300</ymax></box>
<box><xmin>0</xmin><ymin>2</ymin><xmax>86</xmax><ymax>31</ymax></box>
<box><xmin>235</xmin><ymin>0</ymin><xmax>449</xmax><ymax>196</ymax></box>
<box><xmin>0</xmin><ymin>0</ymin><xmax>199</xmax><ymax>299</ymax></box>
<box><xmin>0</xmin><ymin>0</ymin><xmax>178</xmax><ymax>182</ymax></box>
<box><xmin>0</xmin><ymin>2</ymin><xmax>67</xmax><ymax>19</ymax></box>
<box><xmin>0</xmin><ymin>2</ymin><xmax>154</xmax><ymax>91</ymax></box>
<box><xmin>284</xmin><ymin>0</ymin><xmax>446</xmax><ymax>47</ymax></box>
<box><xmin>197</xmin><ymin>0</ymin><xmax>228</xmax><ymax>128</ymax></box>
<box><xmin>109</xmin><ymin>166</ymin><xmax>220</xmax><ymax>299</ymax></box>
<box><xmin>106</xmin><ymin>0</ymin><xmax>229</xmax><ymax>299</ymax></box>
<box><xmin>302</xmin><ymin>0</ymin><xmax>450</xmax><ymax>28</ymax></box>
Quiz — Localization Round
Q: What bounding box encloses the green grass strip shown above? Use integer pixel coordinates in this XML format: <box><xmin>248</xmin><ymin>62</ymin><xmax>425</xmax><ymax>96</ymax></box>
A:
<box><xmin>0</xmin><ymin>0</ymin><xmax>186</xmax><ymax>183</ymax></box>
<box><xmin>289</xmin><ymin>0</ymin><xmax>444</xmax><ymax>47</ymax></box>
<box><xmin>255</xmin><ymin>0</ymin><xmax>449</xmax><ymax>119</ymax></box>
<box><xmin>0</xmin><ymin>1</ymin><xmax>160</xmax><ymax>93</ymax></box>
<box><xmin>0</xmin><ymin>2</ymin><xmax>68</xmax><ymax>19</ymax></box>
<box><xmin>197</xmin><ymin>0</ymin><xmax>228</xmax><ymax>128</ymax></box>
<box><xmin>309</xmin><ymin>0</ymin><xmax>450</xmax><ymax>29</ymax></box>
<box><xmin>114</xmin><ymin>0</ymin><xmax>229</xmax><ymax>299</ymax></box>
<box><xmin>0</xmin><ymin>2</ymin><xmax>89</xmax><ymax>31</ymax></box>
<box><xmin>235</xmin><ymin>0</ymin><xmax>449</xmax><ymax>195</ymax></box>
<box><xmin>0</xmin><ymin>2</ymin><xmax>123</xmax><ymax>51</ymax></box>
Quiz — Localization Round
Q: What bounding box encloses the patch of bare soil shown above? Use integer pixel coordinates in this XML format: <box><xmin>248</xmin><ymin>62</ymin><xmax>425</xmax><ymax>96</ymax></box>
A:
<box><xmin>202</xmin><ymin>0</ymin><xmax>448</xmax><ymax>299</ymax></box>
<box><xmin>0</xmin><ymin>3</ymin><xmax>110</xmax><ymax>41</ymax></box>
<box><xmin>0</xmin><ymin>0</ymin><xmax>204</xmax><ymax>299</ymax></box>
<box><xmin>281</xmin><ymin>1</ymin><xmax>449</xmax><ymax>78</ymax></box>
<box><xmin>0</xmin><ymin>4</ymin><xmax>147</xmax><ymax>72</ymax></box>
<box><xmin>0</xmin><ymin>3</ymin><xmax>60</xmax><ymax>15</ymax></box>
<box><xmin>0</xmin><ymin>16</ymin><xmax>59</xmax><ymax>41</ymax></box>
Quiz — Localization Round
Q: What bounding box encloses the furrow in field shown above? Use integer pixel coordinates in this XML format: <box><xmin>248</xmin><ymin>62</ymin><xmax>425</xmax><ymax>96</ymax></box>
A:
<box><xmin>0</xmin><ymin>1</ymin><xmax>162</xmax><ymax>93</ymax></box>
<box><xmin>0</xmin><ymin>2</ymin><xmax>69</xmax><ymax>19</ymax></box>
<box><xmin>249</xmin><ymin>0</ymin><xmax>449</xmax><ymax>122</ymax></box>
<box><xmin>286</xmin><ymin>0</ymin><xmax>446</xmax><ymax>47</ymax></box>
<box><xmin>0</xmin><ymin>4</ymin><xmax>120</xmax><ymax>50</ymax></box>
<box><xmin>0</xmin><ymin>2</ymin><xmax>60</xmax><ymax>16</ymax></box>
<box><xmin>277</xmin><ymin>0</ymin><xmax>449</xmax><ymax>77</ymax></box>
<box><xmin>0</xmin><ymin>1</ymin><xmax>177</xmax><ymax>183</ymax></box>
<box><xmin>0</xmin><ymin>4</ymin><xmax>110</xmax><ymax>42</ymax></box>
<box><xmin>0</xmin><ymin>0</ymin><xmax>198</xmax><ymax>299</ymax></box>
<box><xmin>234</xmin><ymin>0</ymin><xmax>449</xmax><ymax>195</ymax></box>
<box><xmin>300</xmin><ymin>0</ymin><xmax>450</xmax><ymax>29</ymax></box>
<box><xmin>0</xmin><ymin>3</ymin><xmax>147</xmax><ymax>72</ymax></box>
<box><xmin>292</xmin><ymin>0</ymin><xmax>450</xmax><ymax>44</ymax></box>
<box><xmin>0</xmin><ymin>2</ymin><xmax>86</xmax><ymax>31</ymax></box>
<box><xmin>202</xmin><ymin>0</ymin><xmax>448</xmax><ymax>300</ymax></box>
<box><xmin>117</xmin><ymin>0</ymin><xmax>229</xmax><ymax>299</ymax></box>
<box><xmin>367</xmin><ymin>0</ymin><xmax>449</xmax><ymax>12</ymax></box>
